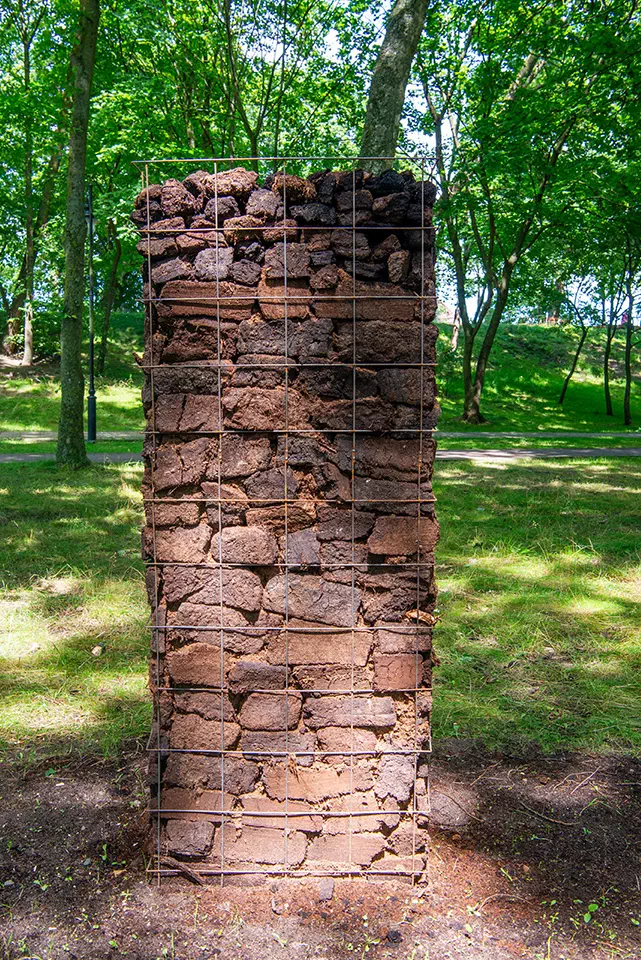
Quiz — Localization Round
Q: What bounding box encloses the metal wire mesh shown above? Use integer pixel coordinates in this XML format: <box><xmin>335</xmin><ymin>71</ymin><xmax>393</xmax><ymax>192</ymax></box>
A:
<box><xmin>137</xmin><ymin>154</ymin><xmax>438</xmax><ymax>885</ymax></box>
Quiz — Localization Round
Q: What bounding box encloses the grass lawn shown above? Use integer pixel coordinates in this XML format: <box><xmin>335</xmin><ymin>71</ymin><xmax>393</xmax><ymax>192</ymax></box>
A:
<box><xmin>0</xmin><ymin>312</ymin><xmax>145</xmax><ymax>434</ymax></box>
<box><xmin>1</xmin><ymin>457</ymin><xmax>640</xmax><ymax>764</ymax></box>
<box><xmin>437</xmin><ymin>322</ymin><xmax>641</xmax><ymax>432</ymax></box>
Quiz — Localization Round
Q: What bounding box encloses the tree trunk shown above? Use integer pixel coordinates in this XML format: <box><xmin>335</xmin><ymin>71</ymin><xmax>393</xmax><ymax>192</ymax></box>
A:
<box><xmin>604</xmin><ymin>326</ymin><xmax>615</xmax><ymax>417</ymax></box>
<box><xmin>623</xmin><ymin>288</ymin><xmax>633</xmax><ymax>427</ymax></box>
<box><xmin>97</xmin><ymin>221</ymin><xmax>122</xmax><ymax>374</ymax></box>
<box><xmin>56</xmin><ymin>0</ymin><xmax>100</xmax><ymax>468</ymax></box>
<box><xmin>463</xmin><ymin>287</ymin><xmax>510</xmax><ymax>423</ymax></box>
<box><xmin>558</xmin><ymin>326</ymin><xmax>587</xmax><ymax>405</ymax></box>
<box><xmin>21</xmin><ymin>27</ymin><xmax>35</xmax><ymax>367</ymax></box>
<box><xmin>451</xmin><ymin>306</ymin><xmax>461</xmax><ymax>351</ymax></box>
<box><xmin>360</xmin><ymin>0</ymin><xmax>430</xmax><ymax>171</ymax></box>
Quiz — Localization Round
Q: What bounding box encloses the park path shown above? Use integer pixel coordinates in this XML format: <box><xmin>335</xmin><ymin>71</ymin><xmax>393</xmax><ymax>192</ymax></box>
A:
<box><xmin>1</xmin><ymin>429</ymin><xmax>640</xmax><ymax>441</ymax></box>
<box><xmin>2</xmin><ymin>447</ymin><xmax>641</xmax><ymax>464</ymax></box>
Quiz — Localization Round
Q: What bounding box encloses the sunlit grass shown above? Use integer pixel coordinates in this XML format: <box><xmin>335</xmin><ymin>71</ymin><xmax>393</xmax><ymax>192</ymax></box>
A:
<box><xmin>1</xmin><ymin>455</ymin><xmax>640</xmax><ymax>763</ymax></box>
<box><xmin>0</xmin><ymin>462</ymin><xmax>149</xmax><ymax>760</ymax></box>
<box><xmin>433</xmin><ymin>458</ymin><xmax>641</xmax><ymax>753</ymax></box>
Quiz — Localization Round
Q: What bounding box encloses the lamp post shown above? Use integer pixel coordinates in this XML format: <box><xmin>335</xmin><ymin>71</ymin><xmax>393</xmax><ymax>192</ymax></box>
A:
<box><xmin>85</xmin><ymin>184</ymin><xmax>97</xmax><ymax>442</ymax></box>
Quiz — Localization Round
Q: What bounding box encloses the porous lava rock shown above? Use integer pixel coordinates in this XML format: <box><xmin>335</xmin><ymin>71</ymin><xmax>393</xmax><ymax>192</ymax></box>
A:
<box><xmin>136</xmin><ymin>164</ymin><xmax>438</xmax><ymax>881</ymax></box>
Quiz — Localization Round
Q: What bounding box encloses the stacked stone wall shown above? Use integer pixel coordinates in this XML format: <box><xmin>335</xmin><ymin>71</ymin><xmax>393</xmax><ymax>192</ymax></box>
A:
<box><xmin>134</xmin><ymin>164</ymin><xmax>439</xmax><ymax>879</ymax></box>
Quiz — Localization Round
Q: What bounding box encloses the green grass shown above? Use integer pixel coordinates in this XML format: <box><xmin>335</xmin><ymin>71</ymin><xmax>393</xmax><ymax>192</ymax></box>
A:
<box><xmin>0</xmin><ymin>440</ymin><xmax>142</xmax><ymax>454</ymax></box>
<box><xmin>0</xmin><ymin>462</ymin><xmax>149</xmax><ymax>760</ymax></box>
<box><xmin>435</xmin><ymin>435</ymin><xmax>641</xmax><ymax>450</ymax></box>
<box><xmin>1</xmin><ymin>457</ymin><xmax>640</xmax><ymax>762</ymax></box>
<box><xmin>433</xmin><ymin>457</ymin><xmax>641</xmax><ymax>753</ymax></box>
<box><xmin>0</xmin><ymin>311</ymin><xmax>145</xmax><ymax>433</ymax></box>
<box><xmin>437</xmin><ymin>322</ymin><xmax>641</xmax><ymax>432</ymax></box>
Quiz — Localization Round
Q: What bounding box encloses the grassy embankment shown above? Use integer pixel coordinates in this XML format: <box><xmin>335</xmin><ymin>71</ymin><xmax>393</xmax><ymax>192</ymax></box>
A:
<box><xmin>1</xmin><ymin>455</ymin><xmax>639</xmax><ymax>764</ymax></box>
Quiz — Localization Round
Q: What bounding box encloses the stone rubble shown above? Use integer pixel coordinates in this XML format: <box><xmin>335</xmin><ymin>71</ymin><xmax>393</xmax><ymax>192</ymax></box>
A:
<box><xmin>136</xmin><ymin>165</ymin><xmax>438</xmax><ymax>880</ymax></box>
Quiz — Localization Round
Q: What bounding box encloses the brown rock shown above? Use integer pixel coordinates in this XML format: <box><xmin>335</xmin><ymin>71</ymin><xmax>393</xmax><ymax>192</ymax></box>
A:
<box><xmin>203</xmin><ymin>195</ymin><xmax>240</xmax><ymax>223</ymax></box>
<box><xmin>281</xmin><ymin>527</ymin><xmax>320</xmax><ymax>565</ymax></box>
<box><xmin>238</xmin><ymin>691</ymin><xmax>302</xmax><ymax>730</ymax></box>
<box><xmin>388</xmin><ymin>249</ymin><xmax>411</xmax><ymax>282</ymax></box>
<box><xmin>159</xmin><ymin>280</ymin><xmax>254</xmax><ymax>320</ymax></box>
<box><xmin>219</xmin><ymin>435</ymin><xmax>272</xmax><ymax>478</ymax></box>
<box><xmin>374</xmin><ymin>754</ymin><xmax>415</xmax><ymax>802</ymax></box>
<box><xmin>335</xmin><ymin>189</ymin><xmax>373</xmax><ymax>211</ymax></box>
<box><xmin>303</xmin><ymin>696</ymin><xmax>396</xmax><ymax>729</ymax></box>
<box><xmin>271</xmin><ymin>173</ymin><xmax>317</xmax><ymax>202</ymax></box>
<box><xmin>375</xmin><ymin>624</ymin><xmax>432</xmax><ymax>654</ymax></box>
<box><xmin>136</xmin><ymin>237</ymin><xmax>177</xmax><ymax>259</ymax></box>
<box><xmin>237</xmin><ymin>316</ymin><xmax>285</xmax><ymax>355</ymax></box>
<box><xmin>372</xmin><ymin>193</ymin><xmax>409</xmax><ymax>224</ymax></box>
<box><xmin>245</xmin><ymin>187</ymin><xmax>279</xmax><ymax>219</ymax></box>
<box><xmin>244</xmin><ymin>466</ymin><xmax>298</xmax><ymax>501</ymax></box>
<box><xmin>373</xmin><ymin>653</ymin><xmax>423</xmax><ymax>691</ymax></box>
<box><xmin>170</xmin><ymin>713</ymin><xmax>240</xmax><ymax>750</ymax></box>
<box><xmin>289</xmin><ymin>316</ymin><xmax>333</xmax><ymax>358</ymax></box>
<box><xmin>258</xmin><ymin>278</ymin><xmax>310</xmax><ymax>319</ymax></box>
<box><xmin>151</xmin><ymin>258</ymin><xmax>192</xmax><ymax>285</ymax></box>
<box><xmin>329</xmin><ymin>232</ymin><xmax>370</xmax><ymax>259</ymax></box>
<box><xmin>212</xmin><ymin>824</ymin><xmax>307</xmax><ymax>866</ymax></box>
<box><xmin>161</xmin><ymin>179</ymin><xmax>197</xmax><ymax>218</ymax></box>
<box><xmin>263</xmin><ymin>242</ymin><xmax>310</xmax><ymax>278</ymax></box>
<box><xmin>212</xmin><ymin>525</ymin><xmax>278</xmax><ymax>565</ymax></box>
<box><xmin>223</xmin><ymin>215</ymin><xmax>266</xmax><ymax>243</ymax></box>
<box><xmin>175</xmin><ymin>233</ymin><xmax>209</xmax><ymax>254</ymax></box>
<box><xmin>244</xmin><ymin>503</ymin><xmax>317</xmax><ymax>534</ymax></box>
<box><xmin>263</xmin><ymin>219</ymin><xmax>299</xmax><ymax>243</ymax></box>
<box><xmin>165</xmin><ymin>819</ymin><xmax>214</xmax><ymax>858</ymax></box>
<box><xmin>309</xmin><ymin>264</ymin><xmax>339</xmax><ymax>290</ymax></box>
<box><xmin>150</xmin><ymin>501</ymin><xmax>201</xmax><ymax>527</ymax></box>
<box><xmin>227</xmin><ymin>661</ymin><xmax>286</xmax><ymax>694</ymax></box>
<box><xmin>307</xmin><ymin>833</ymin><xmax>385</xmax><ymax>866</ymax></box>
<box><xmin>317</xmin><ymin>726</ymin><xmax>378</xmax><ymax>755</ymax></box>
<box><xmin>231</xmin><ymin>259</ymin><xmax>262</xmax><ymax>285</ymax></box>
<box><xmin>159</xmin><ymin>786</ymin><xmax>230</xmax><ymax>821</ymax></box>
<box><xmin>241</xmin><ymin>730</ymin><xmax>315</xmax><ymax>766</ymax></box>
<box><xmin>212</xmin><ymin>167</ymin><xmax>258</xmax><ymax>200</ymax></box>
<box><xmin>264</xmin><ymin>765</ymin><xmax>354</xmax><ymax>802</ymax></box>
<box><xmin>152</xmin><ymin>524</ymin><xmax>212</xmax><ymax>563</ymax></box>
<box><xmin>371</xmin><ymin>235</ymin><xmax>401</xmax><ymax>262</ymax></box>
<box><xmin>266</xmin><ymin>620</ymin><xmax>371</xmax><ymax>667</ymax></box>
<box><xmin>193</xmin><ymin>247</ymin><xmax>234</xmax><ymax>281</ymax></box>
<box><xmin>167</xmin><ymin>643</ymin><xmax>221</xmax><ymax>686</ymax></box>
<box><xmin>317</xmin><ymin>507</ymin><xmax>375</xmax><ymax>541</ymax></box>
<box><xmin>241</xmin><ymin>797</ymin><xmax>322</xmax><ymax>832</ymax></box>
<box><xmin>263</xmin><ymin>574</ymin><xmax>360</xmax><ymax>627</ymax></box>
<box><xmin>367</xmin><ymin>516</ymin><xmax>439</xmax><ymax>556</ymax></box>
<box><xmin>134</xmin><ymin>183</ymin><xmax>162</xmax><ymax>208</ymax></box>
<box><xmin>165</xmin><ymin>753</ymin><xmax>259</xmax><ymax>795</ymax></box>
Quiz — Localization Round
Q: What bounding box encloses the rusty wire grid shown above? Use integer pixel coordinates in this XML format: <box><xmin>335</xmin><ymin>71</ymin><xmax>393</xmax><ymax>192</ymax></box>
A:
<box><xmin>136</xmin><ymin>154</ymin><xmax>438</xmax><ymax>885</ymax></box>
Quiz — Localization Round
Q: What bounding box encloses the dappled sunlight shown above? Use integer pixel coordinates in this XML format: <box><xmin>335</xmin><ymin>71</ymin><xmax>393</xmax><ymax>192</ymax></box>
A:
<box><xmin>434</xmin><ymin>457</ymin><xmax>641</xmax><ymax>752</ymax></box>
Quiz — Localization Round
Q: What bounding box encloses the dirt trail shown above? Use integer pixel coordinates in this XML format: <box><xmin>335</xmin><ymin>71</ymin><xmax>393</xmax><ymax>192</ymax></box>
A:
<box><xmin>1</xmin><ymin>740</ymin><xmax>640</xmax><ymax>959</ymax></box>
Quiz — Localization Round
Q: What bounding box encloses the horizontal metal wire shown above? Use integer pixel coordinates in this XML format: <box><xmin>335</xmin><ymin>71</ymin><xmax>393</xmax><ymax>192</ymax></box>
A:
<box><xmin>145</xmin><ymin>560</ymin><xmax>436</xmax><ymax>571</ymax></box>
<box><xmin>155</xmin><ymin>868</ymin><xmax>427</xmax><ymax>880</ymax></box>
<box><xmin>142</xmin><ymin>361</ymin><xmax>437</xmax><ymax>370</ymax></box>
<box><xmin>145</xmin><ymin>293</ymin><xmax>428</xmax><ymax>302</ymax></box>
<box><xmin>151</xmin><ymin>621</ymin><xmax>433</xmax><ymax>632</ymax></box>
<box><xmin>157</xmin><ymin>685</ymin><xmax>431</xmax><ymax>696</ymax></box>
<box><xmin>152</xmin><ymin>808</ymin><xmax>428</xmax><ymax>819</ymax></box>
<box><xmin>133</xmin><ymin>153</ymin><xmax>435</xmax><ymax>163</ymax></box>
<box><xmin>143</xmin><ymin>427</ymin><xmax>434</xmax><ymax>436</ymax></box>
<box><xmin>144</xmin><ymin>497</ymin><xmax>437</xmax><ymax>505</ymax></box>
<box><xmin>148</xmin><ymin>746</ymin><xmax>431</xmax><ymax>759</ymax></box>
<box><xmin>140</xmin><ymin>225</ymin><xmax>433</xmax><ymax>234</ymax></box>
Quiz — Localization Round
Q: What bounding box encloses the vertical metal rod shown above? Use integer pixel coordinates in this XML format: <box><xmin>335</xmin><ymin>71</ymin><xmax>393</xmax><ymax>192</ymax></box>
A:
<box><xmin>348</xmin><ymin>161</ymin><xmax>357</xmax><ymax>869</ymax></box>
<box><xmin>213</xmin><ymin>161</ymin><xmax>226</xmax><ymax>886</ymax></box>
<box><xmin>86</xmin><ymin>183</ymin><xmax>96</xmax><ymax>442</ymax></box>
<box><xmin>145</xmin><ymin>163</ymin><xmax>162</xmax><ymax>888</ymax></box>
<box><xmin>282</xmin><ymin>162</ymin><xmax>290</xmax><ymax>876</ymax></box>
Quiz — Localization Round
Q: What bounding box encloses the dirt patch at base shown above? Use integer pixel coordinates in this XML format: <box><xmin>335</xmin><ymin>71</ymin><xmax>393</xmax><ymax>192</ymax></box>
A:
<box><xmin>1</xmin><ymin>739</ymin><xmax>640</xmax><ymax>959</ymax></box>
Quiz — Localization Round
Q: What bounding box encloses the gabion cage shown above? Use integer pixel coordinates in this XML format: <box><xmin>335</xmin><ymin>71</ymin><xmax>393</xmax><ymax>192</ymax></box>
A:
<box><xmin>132</xmin><ymin>155</ymin><xmax>439</xmax><ymax>884</ymax></box>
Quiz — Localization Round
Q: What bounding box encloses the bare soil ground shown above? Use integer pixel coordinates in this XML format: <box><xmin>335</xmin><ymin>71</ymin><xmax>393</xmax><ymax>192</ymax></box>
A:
<box><xmin>2</xmin><ymin>740</ymin><xmax>640</xmax><ymax>960</ymax></box>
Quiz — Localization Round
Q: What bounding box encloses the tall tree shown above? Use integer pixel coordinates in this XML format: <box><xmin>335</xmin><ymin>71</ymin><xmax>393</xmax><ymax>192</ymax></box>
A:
<box><xmin>360</xmin><ymin>0</ymin><xmax>429</xmax><ymax>170</ymax></box>
<box><xmin>56</xmin><ymin>0</ymin><xmax>100</xmax><ymax>467</ymax></box>
<box><xmin>417</xmin><ymin>0</ymin><xmax>641</xmax><ymax>422</ymax></box>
